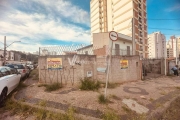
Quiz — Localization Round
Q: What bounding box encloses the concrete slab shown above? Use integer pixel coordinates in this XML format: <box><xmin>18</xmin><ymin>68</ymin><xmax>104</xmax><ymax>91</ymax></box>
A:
<box><xmin>122</xmin><ymin>99</ymin><xmax>149</xmax><ymax>114</ymax></box>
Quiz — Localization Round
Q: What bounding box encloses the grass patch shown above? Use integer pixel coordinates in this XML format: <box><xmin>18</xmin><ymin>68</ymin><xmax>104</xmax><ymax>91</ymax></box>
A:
<box><xmin>160</xmin><ymin>96</ymin><xmax>180</xmax><ymax>120</ymax></box>
<box><xmin>103</xmin><ymin>110</ymin><xmax>120</xmax><ymax>120</ymax></box>
<box><xmin>98</xmin><ymin>94</ymin><xmax>109</xmax><ymax>104</ymax></box>
<box><xmin>79</xmin><ymin>77</ymin><xmax>100</xmax><ymax>91</ymax></box>
<box><xmin>38</xmin><ymin>100</ymin><xmax>47</xmax><ymax>107</ymax></box>
<box><xmin>3</xmin><ymin>99</ymin><xmax>81</xmax><ymax>120</ymax></box>
<box><xmin>44</xmin><ymin>83</ymin><xmax>62</xmax><ymax>92</ymax></box>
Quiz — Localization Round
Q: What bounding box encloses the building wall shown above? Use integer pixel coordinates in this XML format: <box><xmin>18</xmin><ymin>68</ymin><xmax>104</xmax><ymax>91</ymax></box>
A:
<box><xmin>90</xmin><ymin>0</ymin><xmax>148</xmax><ymax>58</ymax></box>
<box><xmin>96</xmin><ymin>55</ymin><xmax>141</xmax><ymax>83</ymax></box>
<box><xmin>148</xmin><ymin>32</ymin><xmax>166</xmax><ymax>58</ymax></box>
<box><xmin>166</xmin><ymin>36</ymin><xmax>179</xmax><ymax>58</ymax></box>
<box><xmin>38</xmin><ymin>55</ymin><xmax>141</xmax><ymax>84</ymax></box>
<box><xmin>38</xmin><ymin>55</ymin><xmax>97</xmax><ymax>85</ymax></box>
<box><xmin>93</xmin><ymin>32</ymin><xmax>132</xmax><ymax>56</ymax></box>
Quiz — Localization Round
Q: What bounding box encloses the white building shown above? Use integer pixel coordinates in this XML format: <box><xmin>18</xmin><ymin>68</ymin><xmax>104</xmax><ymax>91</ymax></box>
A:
<box><xmin>90</xmin><ymin>0</ymin><xmax>148</xmax><ymax>58</ymax></box>
<box><xmin>148</xmin><ymin>32</ymin><xmax>166</xmax><ymax>58</ymax></box>
<box><xmin>166</xmin><ymin>36</ymin><xmax>179</xmax><ymax>58</ymax></box>
<box><xmin>93</xmin><ymin>32</ymin><xmax>132</xmax><ymax>56</ymax></box>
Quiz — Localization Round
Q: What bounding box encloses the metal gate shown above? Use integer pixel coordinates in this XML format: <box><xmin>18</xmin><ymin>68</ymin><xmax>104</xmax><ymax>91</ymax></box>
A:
<box><xmin>142</xmin><ymin>59</ymin><xmax>165</xmax><ymax>80</ymax></box>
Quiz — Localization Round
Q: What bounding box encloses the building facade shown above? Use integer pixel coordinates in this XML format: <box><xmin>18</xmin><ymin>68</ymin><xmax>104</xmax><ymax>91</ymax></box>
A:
<box><xmin>90</xmin><ymin>0</ymin><xmax>148</xmax><ymax>58</ymax></box>
<box><xmin>93</xmin><ymin>32</ymin><xmax>132</xmax><ymax>56</ymax></box>
<box><xmin>166</xmin><ymin>36</ymin><xmax>180</xmax><ymax>58</ymax></box>
<box><xmin>148</xmin><ymin>32</ymin><xmax>166</xmax><ymax>58</ymax></box>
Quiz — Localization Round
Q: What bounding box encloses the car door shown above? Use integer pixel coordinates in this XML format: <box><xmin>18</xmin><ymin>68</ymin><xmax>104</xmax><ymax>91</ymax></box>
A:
<box><xmin>10</xmin><ymin>68</ymin><xmax>21</xmax><ymax>88</ymax></box>
<box><xmin>0</xmin><ymin>68</ymin><xmax>12</xmax><ymax>94</ymax></box>
<box><xmin>3</xmin><ymin>67</ymin><xmax>20</xmax><ymax>94</ymax></box>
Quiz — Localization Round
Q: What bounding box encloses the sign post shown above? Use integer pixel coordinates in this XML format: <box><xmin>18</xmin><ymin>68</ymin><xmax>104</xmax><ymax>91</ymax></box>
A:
<box><xmin>104</xmin><ymin>31</ymin><xmax>118</xmax><ymax>99</ymax></box>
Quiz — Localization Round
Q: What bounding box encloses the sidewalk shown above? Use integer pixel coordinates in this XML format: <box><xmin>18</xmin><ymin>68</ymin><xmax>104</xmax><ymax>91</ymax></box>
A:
<box><xmin>13</xmin><ymin>76</ymin><xmax>180</xmax><ymax>120</ymax></box>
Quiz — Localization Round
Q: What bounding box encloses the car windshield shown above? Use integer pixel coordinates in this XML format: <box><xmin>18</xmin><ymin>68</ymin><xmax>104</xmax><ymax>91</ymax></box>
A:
<box><xmin>13</xmin><ymin>64</ymin><xmax>25</xmax><ymax>69</ymax></box>
<box><xmin>5</xmin><ymin>65</ymin><xmax>15</xmax><ymax>68</ymax></box>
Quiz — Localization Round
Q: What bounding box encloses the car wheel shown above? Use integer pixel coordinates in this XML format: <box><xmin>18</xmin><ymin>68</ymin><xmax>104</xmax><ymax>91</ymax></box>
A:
<box><xmin>0</xmin><ymin>88</ymin><xmax>8</xmax><ymax>105</ymax></box>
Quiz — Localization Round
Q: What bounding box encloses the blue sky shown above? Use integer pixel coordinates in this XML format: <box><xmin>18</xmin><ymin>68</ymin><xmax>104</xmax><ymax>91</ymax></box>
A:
<box><xmin>147</xmin><ymin>0</ymin><xmax>180</xmax><ymax>39</ymax></box>
<box><xmin>0</xmin><ymin>0</ymin><xmax>180</xmax><ymax>52</ymax></box>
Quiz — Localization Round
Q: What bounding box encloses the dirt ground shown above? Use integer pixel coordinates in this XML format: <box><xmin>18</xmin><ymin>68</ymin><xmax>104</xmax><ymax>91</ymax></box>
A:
<box><xmin>1</xmin><ymin>74</ymin><xmax>180</xmax><ymax>120</ymax></box>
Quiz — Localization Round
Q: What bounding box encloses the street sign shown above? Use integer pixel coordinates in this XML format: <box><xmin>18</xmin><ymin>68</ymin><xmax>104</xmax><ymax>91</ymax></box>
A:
<box><xmin>109</xmin><ymin>31</ymin><xmax>118</xmax><ymax>41</ymax></box>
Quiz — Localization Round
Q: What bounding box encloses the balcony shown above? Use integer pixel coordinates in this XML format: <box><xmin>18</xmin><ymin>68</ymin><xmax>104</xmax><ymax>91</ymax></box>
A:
<box><xmin>139</xmin><ymin>48</ymin><xmax>143</xmax><ymax>51</ymax></box>
<box><xmin>139</xmin><ymin>12</ymin><xmax>142</xmax><ymax>16</ymax></box>
<box><xmin>139</xmin><ymin>40</ymin><xmax>143</xmax><ymax>44</ymax></box>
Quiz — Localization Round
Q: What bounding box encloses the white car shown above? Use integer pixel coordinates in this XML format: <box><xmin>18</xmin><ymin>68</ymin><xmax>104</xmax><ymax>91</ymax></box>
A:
<box><xmin>0</xmin><ymin>66</ymin><xmax>21</xmax><ymax>105</ymax></box>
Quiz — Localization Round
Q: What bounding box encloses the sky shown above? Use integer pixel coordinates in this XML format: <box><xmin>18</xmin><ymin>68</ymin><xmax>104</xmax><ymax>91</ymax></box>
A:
<box><xmin>0</xmin><ymin>0</ymin><xmax>180</xmax><ymax>53</ymax></box>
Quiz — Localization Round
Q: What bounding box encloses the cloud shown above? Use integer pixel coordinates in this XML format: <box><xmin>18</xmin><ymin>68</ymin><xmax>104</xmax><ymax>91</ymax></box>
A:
<box><xmin>165</xmin><ymin>4</ymin><xmax>180</xmax><ymax>12</ymax></box>
<box><xmin>0</xmin><ymin>0</ymin><xmax>91</xmax><ymax>53</ymax></box>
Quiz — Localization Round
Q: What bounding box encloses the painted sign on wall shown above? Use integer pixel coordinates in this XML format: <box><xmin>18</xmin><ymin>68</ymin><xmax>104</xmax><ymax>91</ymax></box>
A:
<box><xmin>47</xmin><ymin>58</ymin><xmax>62</xmax><ymax>69</ymax></box>
<box><xmin>120</xmin><ymin>60</ymin><xmax>128</xmax><ymax>69</ymax></box>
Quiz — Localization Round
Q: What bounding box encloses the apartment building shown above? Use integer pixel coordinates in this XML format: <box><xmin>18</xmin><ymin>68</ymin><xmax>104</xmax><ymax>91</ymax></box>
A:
<box><xmin>148</xmin><ymin>32</ymin><xmax>166</xmax><ymax>58</ymax></box>
<box><xmin>166</xmin><ymin>44</ymin><xmax>173</xmax><ymax>58</ymax></box>
<box><xmin>166</xmin><ymin>36</ymin><xmax>179</xmax><ymax>58</ymax></box>
<box><xmin>90</xmin><ymin>0</ymin><xmax>148</xmax><ymax>58</ymax></box>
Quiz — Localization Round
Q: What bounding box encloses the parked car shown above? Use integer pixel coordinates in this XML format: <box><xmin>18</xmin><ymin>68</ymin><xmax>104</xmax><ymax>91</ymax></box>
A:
<box><xmin>0</xmin><ymin>66</ymin><xmax>21</xmax><ymax>105</ymax></box>
<box><xmin>5</xmin><ymin>64</ymin><xmax>29</xmax><ymax>80</ymax></box>
<box><xmin>27</xmin><ymin>64</ymin><xmax>34</xmax><ymax>70</ymax></box>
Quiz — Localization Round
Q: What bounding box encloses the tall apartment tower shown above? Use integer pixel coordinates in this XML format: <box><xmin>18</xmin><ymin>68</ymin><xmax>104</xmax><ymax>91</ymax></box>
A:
<box><xmin>148</xmin><ymin>32</ymin><xmax>166</xmax><ymax>58</ymax></box>
<box><xmin>90</xmin><ymin>0</ymin><xmax>148</xmax><ymax>58</ymax></box>
<box><xmin>166</xmin><ymin>36</ymin><xmax>179</xmax><ymax>58</ymax></box>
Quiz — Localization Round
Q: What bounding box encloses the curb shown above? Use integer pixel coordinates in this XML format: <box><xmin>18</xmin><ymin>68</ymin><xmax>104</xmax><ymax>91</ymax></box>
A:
<box><xmin>11</xmin><ymin>91</ymin><xmax>102</xmax><ymax>120</ymax></box>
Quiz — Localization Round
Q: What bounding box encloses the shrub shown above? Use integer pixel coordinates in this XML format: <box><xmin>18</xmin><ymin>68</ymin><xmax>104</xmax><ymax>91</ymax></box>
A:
<box><xmin>79</xmin><ymin>78</ymin><xmax>100</xmax><ymax>91</ymax></box>
<box><xmin>98</xmin><ymin>94</ymin><xmax>108</xmax><ymax>104</ymax></box>
<box><xmin>45</xmin><ymin>83</ymin><xmax>62</xmax><ymax>92</ymax></box>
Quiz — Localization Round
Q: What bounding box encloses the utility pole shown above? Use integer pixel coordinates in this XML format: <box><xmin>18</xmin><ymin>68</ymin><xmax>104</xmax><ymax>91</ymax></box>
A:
<box><xmin>3</xmin><ymin>36</ymin><xmax>6</xmax><ymax>65</ymax></box>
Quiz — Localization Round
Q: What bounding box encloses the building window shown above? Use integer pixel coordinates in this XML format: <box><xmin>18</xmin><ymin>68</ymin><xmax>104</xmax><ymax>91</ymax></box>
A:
<box><xmin>85</xmin><ymin>51</ymin><xmax>88</xmax><ymax>55</ymax></box>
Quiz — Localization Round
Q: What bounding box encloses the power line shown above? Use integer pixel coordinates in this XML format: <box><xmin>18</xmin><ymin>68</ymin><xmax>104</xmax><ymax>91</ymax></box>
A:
<box><xmin>147</xmin><ymin>18</ymin><xmax>180</xmax><ymax>20</ymax></box>
<box><xmin>148</xmin><ymin>27</ymin><xmax>180</xmax><ymax>31</ymax></box>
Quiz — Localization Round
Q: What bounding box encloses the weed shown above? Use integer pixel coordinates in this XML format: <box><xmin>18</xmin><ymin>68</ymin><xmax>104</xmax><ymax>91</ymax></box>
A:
<box><xmin>79</xmin><ymin>77</ymin><xmax>100</xmax><ymax>91</ymax></box>
<box><xmin>38</xmin><ymin>84</ymin><xmax>47</xmax><ymax>87</ymax></box>
<box><xmin>98</xmin><ymin>94</ymin><xmax>108</xmax><ymax>104</ymax></box>
<box><xmin>107</xmin><ymin>82</ymin><xmax>119</xmax><ymax>89</ymax></box>
<box><xmin>17</xmin><ymin>82</ymin><xmax>28</xmax><ymax>90</ymax></box>
<box><xmin>149</xmin><ymin>98</ymin><xmax>154</xmax><ymax>102</ymax></box>
<box><xmin>160</xmin><ymin>96</ymin><xmax>180</xmax><ymax>120</ymax></box>
<box><xmin>160</xmin><ymin>91</ymin><xmax>167</xmax><ymax>95</ymax></box>
<box><xmin>110</xmin><ymin>95</ymin><xmax>121</xmax><ymax>100</ymax></box>
<box><xmin>122</xmin><ymin>106</ymin><xmax>131</xmax><ymax>113</ymax></box>
<box><xmin>4</xmin><ymin>98</ymin><xmax>80</xmax><ymax>120</ymax></box>
<box><xmin>103</xmin><ymin>110</ymin><xmax>120</xmax><ymax>120</ymax></box>
<box><xmin>38</xmin><ymin>100</ymin><xmax>47</xmax><ymax>107</ymax></box>
<box><xmin>44</xmin><ymin>83</ymin><xmax>63</xmax><ymax>92</ymax></box>
<box><xmin>29</xmin><ymin>69</ymin><xmax>39</xmax><ymax>80</ymax></box>
<box><xmin>155</xmin><ymin>102</ymin><xmax>163</xmax><ymax>108</ymax></box>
